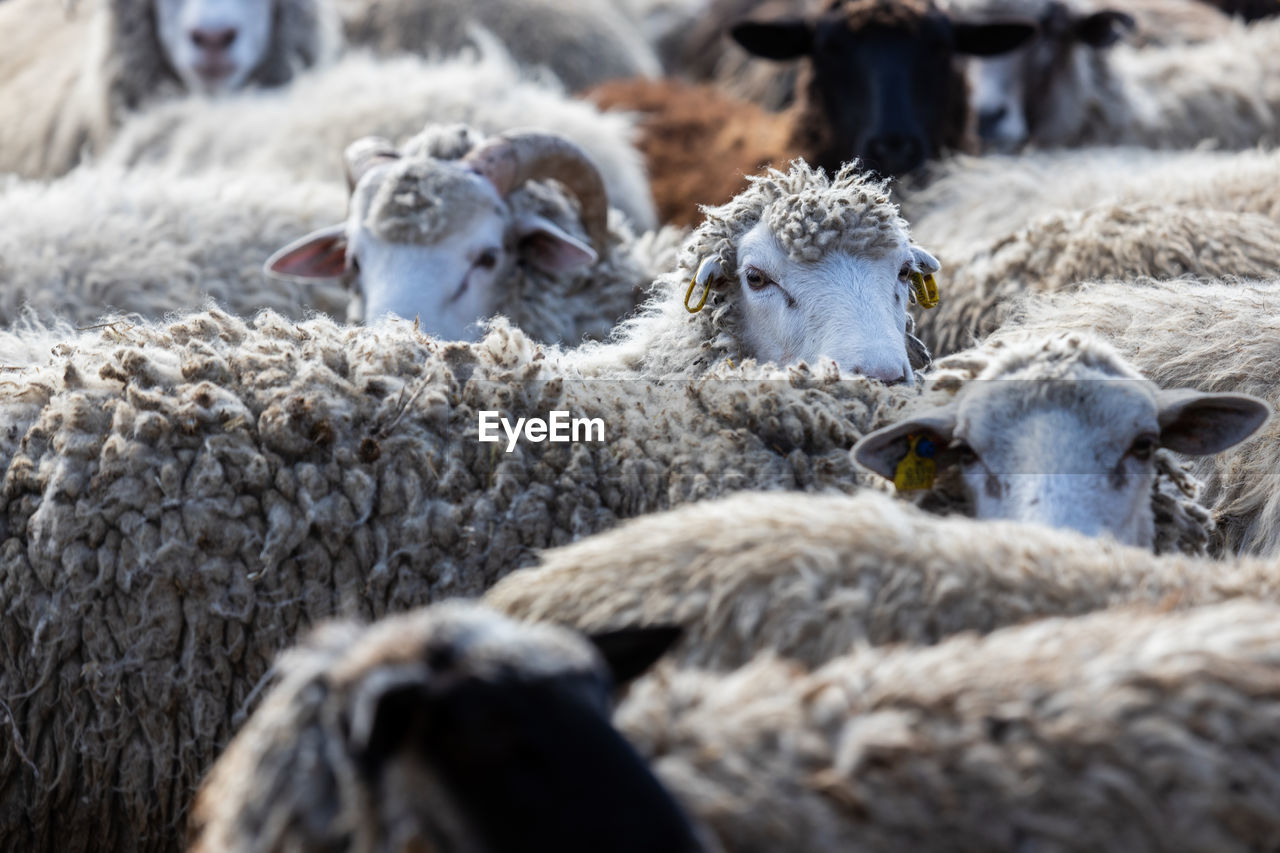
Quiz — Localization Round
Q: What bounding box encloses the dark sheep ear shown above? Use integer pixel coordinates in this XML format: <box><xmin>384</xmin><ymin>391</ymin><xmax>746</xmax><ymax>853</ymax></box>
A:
<box><xmin>1073</xmin><ymin>10</ymin><xmax>1135</xmax><ymax>47</ymax></box>
<box><xmin>853</xmin><ymin>406</ymin><xmax>957</xmax><ymax>481</ymax></box>
<box><xmin>953</xmin><ymin>20</ymin><xmax>1038</xmax><ymax>56</ymax></box>
<box><xmin>731</xmin><ymin>17</ymin><xmax>814</xmax><ymax>60</ymax></box>
<box><xmin>588</xmin><ymin>626</ymin><xmax>683</xmax><ymax>690</ymax></box>
<box><xmin>1156</xmin><ymin>389</ymin><xmax>1270</xmax><ymax>456</ymax></box>
<box><xmin>348</xmin><ymin>666</ymin><xmax>432</xmax><ymax>767</ymax></box>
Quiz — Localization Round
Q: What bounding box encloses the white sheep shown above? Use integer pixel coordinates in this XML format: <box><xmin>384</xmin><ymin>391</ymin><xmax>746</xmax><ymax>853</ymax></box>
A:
<box><xmin>0</xmin><ymin>0</ymin><xmax>338</xmax><ymax>178</ymax></box>
<box><xmin>0</xmin><ymin>161</ymin><xmax>946</xmax><ymax>851</ymax></box>
<box><xmin>100</xmin><ymin>46</ymin><xmax>660</xmax><ymax>229</ymax></box>
<box><xmin>263</xmin><ymin>124</ymin><xmax>667</xmax><ymax>342</ymax></box>
<box><xmin>338</xmin><ymin>0</ymin><xmax>662</xmax><ymax>92</ymax></box>
<box><xmin>186</xmin><ymin>602</ymin><xmax>703</xmax><ymax>853</ymax></box>
<box><xmin>957</xmin><ymin>0</ymin><xmax>1280</xmax><ymax>150</ymax></box>
<box><xmin>0</xmin><ymin>166</ymin><xmax>349</xmax><ymax>325</ymax></box>
<box><xmin>992</xmin><ymin>276</ymin><xmax>1280</xmax><ymax>557</ymax></box>
<box><xmin>619</xmin><ymin>599</ymin><xmax>1280</xmax><ymax>851</ymax></box>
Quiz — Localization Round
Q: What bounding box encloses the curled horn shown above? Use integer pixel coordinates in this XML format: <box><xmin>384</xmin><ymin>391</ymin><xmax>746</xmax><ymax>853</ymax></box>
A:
<box><xmin>463</xmin><ymin>130</ymin><xmax>611</xmax><ymax>258</ymax></box>
<box><xmin>343</xmin><ymin>137</ymin><xmax>401</xmax><ymax>191</ymax></box>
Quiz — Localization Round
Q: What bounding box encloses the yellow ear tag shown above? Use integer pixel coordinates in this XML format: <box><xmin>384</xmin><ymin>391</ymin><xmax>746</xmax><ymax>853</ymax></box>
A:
<box><xmin>893</xmin><ymin>433</ymin><xmax>937</xmax><ymax>491</ymax></box>
<box><xmin>684</xmin><ymin>275</ymin><xmax>712</xmax><ymax>314</ymax></box>
<box><xmin>908</xmin><ymin>272</ymin><xmax>940</xmax><ymax>309</ymax></box>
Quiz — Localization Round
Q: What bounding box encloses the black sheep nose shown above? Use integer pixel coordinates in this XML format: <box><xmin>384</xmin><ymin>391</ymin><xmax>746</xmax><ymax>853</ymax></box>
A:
<box><xmin>863</xmin><ymin>134</ymin><xmax>925</xmax><ymax>176</ymax></box>
<box><xmin>978</xmin><ymin>105</ymin><xmax>1008</xmax><ymax>139</ymax></box>
<box><xmin>190</xmin><ymin>26</ymin><xmax>237</xmax><ymax>51</ymax></box>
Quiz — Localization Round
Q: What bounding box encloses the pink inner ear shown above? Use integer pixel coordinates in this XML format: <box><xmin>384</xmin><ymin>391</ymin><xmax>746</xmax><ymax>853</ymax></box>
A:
<box><xmin>267</xmin><ymin>228</ymin><xmax>349</xmax><ymax>280</ymax></box>
<box><xmin>520</xmin><ymin>230</ymin><xmax>598</xmax><ymax>274</ymax></box>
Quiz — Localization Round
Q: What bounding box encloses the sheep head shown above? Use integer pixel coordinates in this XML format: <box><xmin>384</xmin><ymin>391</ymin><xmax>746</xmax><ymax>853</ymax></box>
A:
<box><xmin>854</xmin><ymin>332</ymin><xmax>1268</xmax><ymax>548</ymax></box>
<box><xmin>731</xmin><ymin>0</ymin><xmax>1037</xmax><ymax>175</ymax></box>
<box><xmin>685</xmin><ymin>160</ymin><xmax>939</xmax><ymax>383</ymax></box>
<box><xmin>266</xmin><ymin>126</ymin><xmax>611</xmax><ymax>340</ymax></box>
<box><xmin>187</xmin><ymin>604</ymin><xmax>700</xmax><ymax>852</ymax></box>
<box><xmin>152</xmin><ymin>0</ymin><xmax>276</xmax><ymax>93</ymax></box>
<box><xmin>962</xmin><ymin>0</ymin><xmax>1135</xmax><ymax>150</ymax></box>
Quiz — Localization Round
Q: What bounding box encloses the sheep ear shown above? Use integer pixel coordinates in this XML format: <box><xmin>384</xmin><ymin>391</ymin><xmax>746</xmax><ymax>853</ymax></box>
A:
<box><xmin>853</xmin><ymin>406</ymin><xmax>957</xmax><ymax>481</ymax></box>
<box><xmin>1073</xmin><ymin>10</ymin><xmax>1134</xmax><ymax>48</ymax></box>
<box><xmin>908</xmin><ymin>245</ymin><xmax>941</xmax><ymax>275</ymax></box>
<box><xmin>953</xmin><ymin>20</ymin><xmax>1038</xmax><ymax>56</ymax></box>
<box><xmin>265</xmin><ymin>224</ymin><xmax>349</xmax><ymax>281</ymax></box>
<box><xmin>588</xmin><ymin>626</ymin><xmax>682</xmax><ymax>691</ymax></box>
<box><xmin>348</xmin><ymin>666</ymin><xmax>432</xmax><ymax>766</ymax></box>
<box><xmin>731</xmin><ymin>17</ymin><xmax>813</xmax><ymax>60</ymax></box>
<box><xmin>515</xmin><ymin>213</ymin><xmax>598</xmax><ymax>274</ymax></box>
<box><xmin>1156</xmin><ymin>389</ymin><xmax>1270</xmax><ymax>456</ymax></box>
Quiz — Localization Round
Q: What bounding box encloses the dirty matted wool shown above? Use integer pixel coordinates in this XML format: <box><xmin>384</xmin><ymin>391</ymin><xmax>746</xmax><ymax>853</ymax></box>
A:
<box><xmin>0</xmin><ymin>307</ymin><xmax>906</xmax><ymax>853</ymax></box>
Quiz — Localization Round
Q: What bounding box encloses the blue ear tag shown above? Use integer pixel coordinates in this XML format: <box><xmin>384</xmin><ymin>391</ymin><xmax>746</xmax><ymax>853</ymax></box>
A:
<box><xmin>893</xmin><ymin>433</ymin><xmax>937</xmax><ymax>491</ymax></box>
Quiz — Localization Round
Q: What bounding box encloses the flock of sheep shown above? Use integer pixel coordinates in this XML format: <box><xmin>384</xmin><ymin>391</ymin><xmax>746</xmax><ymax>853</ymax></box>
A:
<box><xmin>4</xmin><ymin>0</ymin><xmax>1280</xmax><ymax>850</ymax></box>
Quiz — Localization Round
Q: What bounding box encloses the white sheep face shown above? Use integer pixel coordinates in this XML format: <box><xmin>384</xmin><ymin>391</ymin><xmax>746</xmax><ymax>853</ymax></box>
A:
<box><xmin>952</xmin><ymin>381</ymin><xmax>1165</xmax><ymax>546</ymax></box>
<box><xmin>732</xmin><ymin>221</ymin><xmax>932</xmax><ymax>383</ymax></box>
<box><xmin>855</xmin><ymin>373</ymin><xmax>1268</xmax><ymax>549</ymax></box>
<box><xmin>153</xmin><ymin>0</ymin><xmax>274</xmax><ymax>93</ymax></box>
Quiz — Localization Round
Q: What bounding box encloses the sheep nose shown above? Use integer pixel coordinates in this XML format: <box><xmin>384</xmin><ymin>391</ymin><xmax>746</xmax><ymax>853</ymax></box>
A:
<box><xmin>191</xmin><ymin>26</ymin><xmax>237</xmax><ymax>51</ymax></box>
<box><xmin>863</xmin><ymin>134</ymin><xmax>924</xmax><ymax>176</ymax></box>
<box><xmin>978</xmin><ymin>106</ymin><xmax>1009</xmax><ymax>140</ymax></box>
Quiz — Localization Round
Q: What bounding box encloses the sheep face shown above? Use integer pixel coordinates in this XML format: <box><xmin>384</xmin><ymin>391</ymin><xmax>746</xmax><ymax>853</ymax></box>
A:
<box><xmin>731</xmin><ymin>220</ymin><xmax>934</xmax><ymax>382</ymax></box>
<box><xmin>855</xmin><ymin>336</ymin><xmax>1269</xmax><ymax>547</ymax></box>
<box><xmin>732</xmin><ymin>0</ymin><xmax>1036</xmax><ymax>175</ymax></box>
<box><xmin>153</xmin><ymin>0</ymin><xmax>275</xmax><ymax>93</ymax></box>
<box><xmin>266</xmin><ymin>133</ymin><xmax>603</xmax><ymax>339</ymax></box>
<box><xmin>967</xmin><ymin>2</ymin><xmax>1134</xmax><ymax>149</ymax></box>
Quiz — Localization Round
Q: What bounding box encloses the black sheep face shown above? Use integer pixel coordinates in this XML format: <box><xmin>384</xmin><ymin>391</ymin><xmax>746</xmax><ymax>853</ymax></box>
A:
<box><xmin>732</xmin><ymin>1</ymin><xmax>1037</xmax><ymax>176</ymax></box>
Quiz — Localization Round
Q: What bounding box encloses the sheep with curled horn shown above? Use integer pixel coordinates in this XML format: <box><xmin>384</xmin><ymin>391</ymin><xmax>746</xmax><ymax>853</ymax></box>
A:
<box><xmin>266</xmin><ymin>124</ymin><xmax>663</xmax><ymax>343</ymax></box>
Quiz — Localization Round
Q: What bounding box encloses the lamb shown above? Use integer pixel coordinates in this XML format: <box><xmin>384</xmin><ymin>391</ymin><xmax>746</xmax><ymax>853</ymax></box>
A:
<box><xmin>617</xmin><ymin>600</ymin><xmax>1280</xmax><ymax>851</ymax></box>
<box><xmin>100</xmin><ymin>46</ymin><xmax>659</xmax><ymax>229</ymax></box>
<box><xmin>337</xmin><ymin>0</ymin><xmax>662</xmax><ymax>92</ymax></box>
<box><xmin>991</xmin><ymin>277</ymin><xmax>1280</xmax><ymax>557</ymax></box>
<box><xmin>0</xmin><ymin>161</ymin><xmax>944</xmax><ymax>852</ymax></box>
<box><xmin>0</xmin><ymin>166</ymin><xmax>349</xmax><ymax>327</ymax></box>
<box><xmin>186</xmin><ymin>602</ymin><xmax>703</xmax><ymax>853</ymax></box>
<box><xmin>0</xmin><ymin>0</ymin><xmax>338</xmax><ymax>178</ymax></box>
<box><xmin>958</xmin><ymin>0</ymin><xmax>1280</xmax><ymax>150</ymax></box>
<box><xmin>586</xmin><ymin>0</ymin><xmax>1037</xmax><ymax>222</ymax></box>
<box><xmin>913</xmin><ymin>200</ymin><xmax>1280</xmax><ymax>355</ymax></box>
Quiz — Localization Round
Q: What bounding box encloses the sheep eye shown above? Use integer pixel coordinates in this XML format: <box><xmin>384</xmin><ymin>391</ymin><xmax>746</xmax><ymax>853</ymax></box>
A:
<box><xmin>474</xmin><ymin>249</ymin><xmax>500</xmax><ymax>270</ymax></box>
<box><xmin>744</xmin><ymin>267</ymin><xmax>773</xmax><ymax>290</ymax></box>
<box><xmin>1129</xmin><ymin>434</ymin><xmax>1158</xmax><ymax>461</ymax></box>
<box><xmin>898</xmin><ymin>263</ymin><xmax>912</xmax><ymax>280</ymax></box>
<box><xmin>949</xmin><ymin>441</ymin><xmax>978</xmax><ymax>465</ymax></box>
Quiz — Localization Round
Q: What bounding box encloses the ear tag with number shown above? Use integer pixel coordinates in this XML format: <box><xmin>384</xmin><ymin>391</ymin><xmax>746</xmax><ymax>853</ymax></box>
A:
<box><xmin>909</xmin><ymin>272</ymin><xmax>940</xmax><ymax>309</ymax></box>
<box><xmin>893</xmin><ymin>433</ymin><xmax>937</xmax><ymax>491</ymax></box>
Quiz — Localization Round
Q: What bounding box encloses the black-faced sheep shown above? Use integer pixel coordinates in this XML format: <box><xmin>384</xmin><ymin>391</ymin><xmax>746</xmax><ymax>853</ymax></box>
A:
<box><xmin>186</xmin><ymin>603</ymin><xmax>703</xmax><ymax>853</ymax></box>
<box><xmin>587</xmin><ymin>0</ymin><xmax>1037</xmax><ymax>222</ymax></box>
<box><xmin>0</xmin><ymin>0</ymin><xmax>338</xmax><ymax>178</ymax></box>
